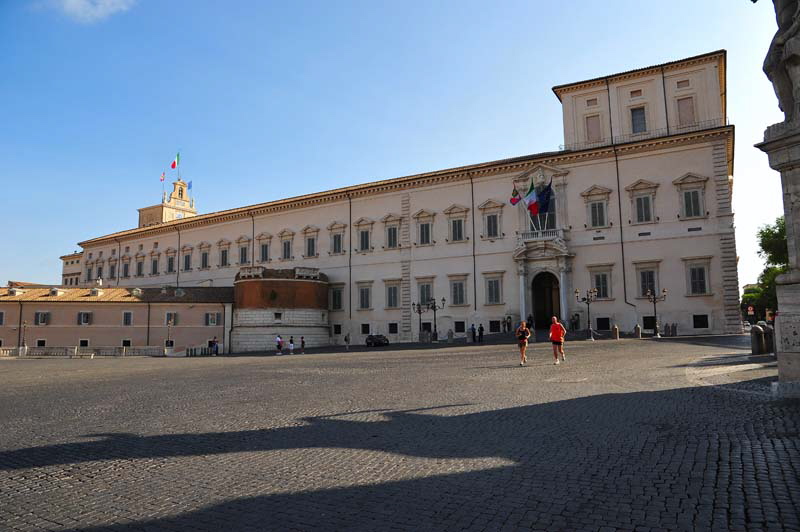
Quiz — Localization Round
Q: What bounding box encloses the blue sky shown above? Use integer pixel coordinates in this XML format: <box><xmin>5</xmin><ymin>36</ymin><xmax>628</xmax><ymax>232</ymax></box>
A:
<box><xmin>0</xmin><ymin>0</ymin><xmax>785</xmax><ymax>289</ymax></box>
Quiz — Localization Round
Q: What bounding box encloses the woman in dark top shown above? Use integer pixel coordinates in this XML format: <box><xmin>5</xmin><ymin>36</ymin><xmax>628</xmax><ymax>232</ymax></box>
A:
<box><xmin>516</xmin><ymin>321</ymin><xmax>531</xmax><ymax>366</ymax></box>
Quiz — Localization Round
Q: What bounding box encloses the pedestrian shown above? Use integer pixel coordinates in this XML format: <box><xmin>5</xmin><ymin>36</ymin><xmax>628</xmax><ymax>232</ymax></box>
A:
<box><xmin>478</xmin><ymin>324</ymin><xmax>484</xmax><ymax>343</ymax></box>
<box><xmin>210</xmin><ymin>336</ymin><xmax>218</xmax><ymax>356</ymax></box>
<box><xmin>289</xmin><ymin>336</ymin><xmax>295</xmax><ymax>355</ymax></box>
<box><xmin>502</xmin><ymin>319</ymin><xmax>507</xmax><ymax>333</ymax></box>
<box><xmin>470</xmin><ymin>324</ymin><xmax>477</xmax><ymax>343</ymax></box>
<box><xmin>527</xmin><ymin>314</ymin><xmax>534</xmax><ymax>329</ymax></box>
<box><xmin>549</xmin><ymin>316</ymin><xmax>567</xmax><ymax>365</ymax></box>
<box><xmin>516</xmin><ymin>320</ymin><xmax>531</xmax><ymax>366</ymax></box>
<box><xmin>344</xmin><ymin>333</ymin><xmax>350</xmax><ymax>351</ymax></box>
<box><xmin>276</xmin><ymin>335</ymin><xmax>282</xmax><ymax>355</ymax></box>
<box><xmin>301</xmin><ymin>336</ymin><xmax>305</xmax><ymax>354</ymax></box>
<box><xmin>506</xmin><ymin>316</ymin><xmax>512</xmax><ymax>334</ymax></box>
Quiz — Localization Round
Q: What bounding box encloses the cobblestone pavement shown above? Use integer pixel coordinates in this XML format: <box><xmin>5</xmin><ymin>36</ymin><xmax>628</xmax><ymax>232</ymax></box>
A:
<box><xmin>0</xmin><ymin>336</ymin><xmax>798</xmax><ymax>531</ymax></box>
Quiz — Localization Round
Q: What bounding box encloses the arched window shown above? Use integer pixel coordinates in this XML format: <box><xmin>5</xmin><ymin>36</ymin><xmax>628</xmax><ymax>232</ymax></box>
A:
<box><xmin>178</xmin><ymin>187</ymin><xmax>184</xmax><ymax>199</ymax></box>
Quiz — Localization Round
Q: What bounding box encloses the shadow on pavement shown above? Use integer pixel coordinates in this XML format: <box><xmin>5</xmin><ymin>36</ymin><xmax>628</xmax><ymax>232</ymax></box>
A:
<box><xmin>0</xmin><ymin>379</ymin><xmax>797</xmax><ymax>530</ymax></box>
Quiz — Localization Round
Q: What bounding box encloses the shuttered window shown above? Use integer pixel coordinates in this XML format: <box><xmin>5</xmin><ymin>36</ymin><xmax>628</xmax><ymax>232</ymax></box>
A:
<box><xmin>332</xmin><ymin>233</ymin><xmax>343</xmax><ymax>254</ymax></box>
<box><xmin>386</xmin><ymin>285</ymin><xmax>398</xmax><ymax>308</ymax></box>
<box><xmin>585</xmin><ymin>114</ymin><xmax>601</xmax><ymax>142</ymax></box>
<box><xmin>451</xmin><ymin>280</ymin><xmax>466</xmax><ymax>305</ymax></box>
<box><xmin>631</xmin><ymin>107</ymin><xmax>646</xmax><ymax>133</ymax></box>
<box><xmin>635</xmin><ymin>195</ymin><xmax>652</xmax><ymax>223</ymax></box>
<box><xmin>386</xmin><ymin>226</ymin><xmax>398</xmax><ymax>249</ymax></box>
<box><xmin>593</xmin><ymin>273</ymin><xmax>609</xmax><ymax>299</ymax></box>
<box><xmin>690</xmin><ymin>266</ymin><xmax>708</xmax><ymax>294</ymax></box>
<box><xmin>684</xmin><ymin>190</ymin><xmax>702</xmax><ymax>218</ymax></box>
<box><xmin>639</xmin><ymin>270</ymin><xmax>656</xmax><ymax>297</ymax></box>
<box><xmin>486</xmin><ymin>214</ymin><xmax>499</xmax><ymax>238</ymax></box>
<box><xmin>590</xmin><ymin>202</ymin><xmax>606</xmax><ymax>228</ymax></box>
<box><xmin>677</xmin><ymin>97</ymin><xmax>695</xmax><ymax>126</ymax></box>
<box><xmin>260</xmin><ymin>243</ymin><xmax>269</xmax><ymax>262</ymax></box>
<box><xmin>359</xmin><ymin>230</ymin><xmax>370</xmax><ymax>251</ymax></box>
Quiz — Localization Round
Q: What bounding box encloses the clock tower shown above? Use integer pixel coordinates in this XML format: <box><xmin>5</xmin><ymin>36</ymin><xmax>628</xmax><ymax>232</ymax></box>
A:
<box><xmin>137</xmin><ymin>179</ymin><xmax>198</xmax><ymax>227</ymax></box>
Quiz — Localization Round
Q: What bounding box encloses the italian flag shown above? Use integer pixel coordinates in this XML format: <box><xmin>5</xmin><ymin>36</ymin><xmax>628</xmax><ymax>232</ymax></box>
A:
<box><xmin>521</xmin><ymin>182</ymin><xmax>540</xmax><ymax>216</ymax></box>
<box><xmin>170</xmin><ymin>152</ymin><xmax>180</xmax><ymax>169</ymax></box>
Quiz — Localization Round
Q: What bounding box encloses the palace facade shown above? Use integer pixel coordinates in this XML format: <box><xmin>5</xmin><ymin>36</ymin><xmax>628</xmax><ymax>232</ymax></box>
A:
<box><xmin>46</xmin><ymin>50</ymin><xmax>738</xmax><ymax>347</ymax></box>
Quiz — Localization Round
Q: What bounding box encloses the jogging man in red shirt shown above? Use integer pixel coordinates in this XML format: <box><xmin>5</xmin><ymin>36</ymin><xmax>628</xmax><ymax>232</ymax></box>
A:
<box><xmin>549</xmin><ymin>316</ymin><xmax>566</xmax><ymax>365</ymax></box>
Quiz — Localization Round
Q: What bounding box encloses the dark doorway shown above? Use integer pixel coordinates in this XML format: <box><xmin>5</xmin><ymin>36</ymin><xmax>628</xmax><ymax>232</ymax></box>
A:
<box><xmin>531</xmin><ymin>272</ymin><xmax>560</xmax><ymax>329</ymax></box>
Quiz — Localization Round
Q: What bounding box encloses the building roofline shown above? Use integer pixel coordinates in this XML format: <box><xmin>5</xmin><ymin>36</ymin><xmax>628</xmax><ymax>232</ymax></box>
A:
<box><xmin>60</xmin><ymin>252</ymin><xmax>83</xmax><ymax>260</ymax></box>
<box><xmin>551</xmin><ymin>50</ymin><xmax>727</xmax><ymax>104</ymax></box>
<box><xmin>77</xmin><ymin>126</ymin><xmax>734</xmax><ymax>248</ymax></box>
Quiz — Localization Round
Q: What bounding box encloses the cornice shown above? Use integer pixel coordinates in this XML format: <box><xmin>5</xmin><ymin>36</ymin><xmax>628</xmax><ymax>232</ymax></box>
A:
<box><xmin>78</xmin><ymin>127</ymin><xmax>734</xmax><ymax>248</ymax></box>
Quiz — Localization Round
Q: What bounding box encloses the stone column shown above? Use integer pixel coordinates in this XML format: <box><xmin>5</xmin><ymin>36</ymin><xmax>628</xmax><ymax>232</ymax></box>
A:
<box><xmin>756</xmin><ymin>125</ymin><xmax>800</xmax><ymax>397</ymax></box>
<box><xmin>559</xmin><ymin>269</ymin><xmax>569</xmax><ymax>324</ymax></box>
<box><xmin>517</xmin><ymin>262</ymin><xmax>527</xmax><ymax>322</ymax></box>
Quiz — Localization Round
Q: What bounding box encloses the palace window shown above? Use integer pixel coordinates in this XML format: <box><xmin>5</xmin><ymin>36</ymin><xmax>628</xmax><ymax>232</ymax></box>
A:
<box><xmin>151</xmin><ymin>259</ymin><xmax>159</xmax><ymax>275</ymax></box>
<box><xmin>693</xmin><ymin>315</ymin><xmax>710</xmax><ymax>329</ymax></box>
<box><xmin>386</xmin><ymin>226</ymin><xmax>398</xmax><ymax>249</ymax></box>
<box><xmin>96</xmin><ymin>266</ymin><xmax>103</xmax><ymax>279</ymax></box>
<box><xmin>634</xmin><ymin>261</ymin><xmax>660</xmax><ymax>298</ymax></box>
<box><xmin>413</xmin><ymin>210</ymin><xmax>435</xmax><ymax>246</ymax></box>
<box><xmin>450</xmin><ymin>278</ymin><xmax>467</xmax><ymax>306</ymax></box>
<box><xmin>123</xmin><ymin>311</ymin><xmax>133</xmax><ymax>326</ymax></box>
<box><xmin>631</xmin><ymin>106</ymin><xmax>646</xmax><ymax>134</ymax></box>
<box><xmin>485</xmin><ymin>275</ymin><xmax>503</xmax><ymax>305</ymax></box>
<box><xmin>673</xmin><ymin>173</ymin><xmax>708</xmax><ymax>220</ymax></box>
<box><xmin>358</xmin><ymin>284</ymin><xmax>372</xmax><ymax>310</ymax></box>
<box><xmin>683</xmin><ymin>256</ymin><xmax>712</xmax><ymax>296</ymax></box>
<box><xmin>34</xmin><ymin>312</ymin><xmax>50</xmax><ymax>326</ymax></box>
<box><xmin>201</xmin><ymin>251</ymin><xmax>209</xmax><ymax>269</ymax></box>
<box><xmin>136</xmin><ymin>261</ymin><xmax>144</xmax><ymax>277</ymax></box>
<box><xmin>593</xmin><ymin>272</ymin><xmax>610</xmax><ymax>299</ymax></box>
<box><xmin>330</xmin><ymin>285</ymin><xmax>344</xmax><ymax>311</ymax></box>
<box><xmin>77</xmin><ymin>312</ymin><xmax>92</xmax><ymax>325</ymax></box>
<box><xmin>418</xmin><ymin>281</ymin><xmax>433</xmax><ymax>305</ymax></box>
<box><xmin>165</xmin><ymin>312</ymin><xmax>178</xmax><ymax>326</ymax></box>
<box><xmin>260</xmin><ymin>243</ymin><xmax>269</xmax><ymax>262</ymax></box>
<box><xmin>239</xmin><ymin>245</ymin><xmax>249</xmax><ymax>264</ymax></box>
<box><xmin>306</xmin><ymin>236</ymin><xmax>316</xmax><ymax>258</ymax></box>
<box><xmin>590</xmin><ymin>201</ymin><xmax>606</xmax><ymax>228</ymax></box>
<box><xmin>388</xmin><ymin>322</ymin><xmax>399</xmax><ymax>334</ymax></box>
<box><xmin>109</xmin><ymin>265</ymin><xmax>116</xmax><ymax>279</ymax></box>
<box><xmin>582</xmin><ymin>185</ymin><xmax>612</xmax><ymax>229</ymax></box>
<box><xmin>418</xmin><ymin>222</ymin><xmax>431</xmax><ymax>245</ymax></box>
<box><xmin>183</xmin><ymin>254</ymin><xmax>191</xmax><ymax>271</ymax></box>
<box><xmin>166</xmin><ymin>257</ymin><xmax>175</xmax><ymax>273</ymax></box>
<box><xmin>332</xmin><ymin>233</ymin><xmax>343</xmax><ymax>254</ymax></box>
<box><xmin>385</xmin><ymin>282</ymin><xmax>399</xmax><ymax>309</ymax></box>
<box><xmin>677</xmin><ymin>96</ymin><xmax>695</xmax><ymax>127</ymax></box>
<box><xmin>256</xmin><ymin>233</ymin><xmax>272</xmax><ymax>263</ymax></box>
<box><xmin>123</xmin><ymin>262</ymin><xmax>130</xmax><ymax>278</ymax></box>
<box><xmin>444</xmin><ymin>205</ymin><xmax>468</xmax><ymax>242</ymax></box>
<box><xmin>282</xmin><ymin>240</ymin><xmax>291</xmax><ymax>260</ymax></box>
<box><xmin>359</xmin><ymin>229</ymin><xmax>370</xmax><ymax>251</ymax></box>
<box><xmin>86</xmin><ymin>267</ymin><xmax>93</xmax><ymax>282</ymax></box>
<box><xmin>478</xmin><ymin>199</ymin><xmax>504</xmax><ymax>240</ymax></box>
<box><xmin>585</xmin><ymin>114</ymin><xmax>602</xmax><ymax>143</ymax></box>
<box><xmin>220</xmin><ymin>249</ymin><xmax>229</xmax><ymax>267</ymax></box>
<box><xmin>205</xmin><ymin>313</ymin><xmax>221</xmax><ymax>326</ymax></box>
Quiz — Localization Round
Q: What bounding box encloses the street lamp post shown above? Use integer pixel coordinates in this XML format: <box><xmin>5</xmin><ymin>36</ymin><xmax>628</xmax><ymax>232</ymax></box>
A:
<box><xmin>411</xmin><ymin>302</ymin><xmax>429</xmax><ymax>341</ymax></box>
<box><xmin>645</xmin><ymin>288</ymin><xmax>668</xmax><ymax>338</ymax></box>
<box><xmin>166</xmin><ymin>318</ymin><xmax>173</xmax><ymax>348</ymax></box>
<box><xmin>574</xmin><ymin>288</ymin><xmax>598</xmax><ymax>341</ymax></box>
<box><xmin>21</xmin><ymin>320</ymin><xmax>27</xmax><ymax>348</ymax></box>
<box><xmin>427</xmin><ymin>297</ymin><xmax>446</xmax><ymax>340</ymax></box>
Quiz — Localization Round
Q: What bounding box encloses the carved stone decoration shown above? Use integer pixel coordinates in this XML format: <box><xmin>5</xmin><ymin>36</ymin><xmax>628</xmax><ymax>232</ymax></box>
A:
<box><xmin>764</xmin><ymin>0</ymin><xmax>800</xmax><ymax>123</ymax></box>
<box><xmin>757</xmin><ymin>0</ymin><xmax>800</xmax><ymax>396</ymax></box>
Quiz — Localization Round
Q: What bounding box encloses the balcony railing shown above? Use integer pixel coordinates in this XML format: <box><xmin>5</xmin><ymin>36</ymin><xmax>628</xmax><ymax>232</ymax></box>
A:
<box><xmin>559</xmin><ymin>117</ymin><xmax>729</xmax><ymax>152</ymax></box>
<box><xmin>517</xmin><ymin>228</ymin><xmax>564</xmax><ymax>244</ymax></box>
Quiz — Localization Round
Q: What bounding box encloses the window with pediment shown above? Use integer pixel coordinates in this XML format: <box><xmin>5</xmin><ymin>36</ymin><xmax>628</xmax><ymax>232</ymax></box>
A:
<box><xmin>478</xmin><ymin>199</ymin><xmax>504</xmax><ymax>240</ymax></box>
<box><xmin>217</xmin><ymin>239</ymin><xmax>231</xmax><ymax>267</ymax></box>
<box><xmin>236</xmin><ymin>236</ymin><xmax>251</xmax><ymax>265</ymax></box>
<box><xmin>255</xmin><ymin>233</ymin><xmax>272</xmax><ymax>263</ymax></box>
<box><xmin>581</xmin><ymin>185</ymin><xmax>613</xmax><ymax>229</ymax></box>
<box><xmin>443</xmin><ymin>205</ymin><xmax>468</xmax><ymax>243</ymax></box>
<box><xmin>624</xmin><ymin>179</ymin><xmax>659</xmax><ymax>225</ymax></box>
<box><xmin>353</xmin><ymin>218</ymin><xmax>374</xmax><ymax>253</ymax></box>
<box><xmin>673</xmin><ymin>173</ymin><xmax>709</xmax><ymax>220</ymax></box>
<box><xmin>412</xmin><ymin>210</ymin><xmax>435</xmax><ymax>246</ymax></box>
<box><xmin>277</xmin><ymin>229</ymin><xmax>295</xmax><ymax>260</ymax></box>
<box><xmin>380</xmin><ymin>214</ymin><xmax>401</xmax><ymax>250</ymax></box>
<box><xmin>327</xmin><ymin>222</ymin><xmax>346</xmax><ymax>255</ymax></box>
<box><xmin>302</xmin><ymin>225</ymin><xmax>320</xmax><ymax>258</ymax></box>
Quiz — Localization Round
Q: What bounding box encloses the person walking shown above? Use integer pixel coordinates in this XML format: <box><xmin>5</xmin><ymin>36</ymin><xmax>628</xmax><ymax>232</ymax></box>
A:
<box><xmin>289</xmin><ymin>336</ymin><xmax>295</xmax><ymax>355</ymax></box>
<box><xmin>527</xmin><ymin>314</ymin><xmax>534</xmax><ymax>330</ymax></box>
<box><xmin>478</xmin><ymin>324</ymin><xmax>484</xmax><ymax>343</ymax></box>
<box><xmin>549</xmin><ymin>316</ymin><xmax>567</xmax><ymax>365</ymax></box>
<box><xmin>301</xmin><ymin>336</ymin><xmax>306</xmax><ymax>354</ymax></box>
<box><xmin>506</xmin><ymin>316</ymin><xmax>512</xmax><ymax>334</ymax></box>
<box><xmin>276</xmin><ymin>335</ymin><xmax>283</xmax><ymax>355</ymax></box>
<box><xmin>210</xmin><ymin>336</ymin><xmax>218</xmax><ymax>356</ymax></box>
<box><xmin>516</xmin><ymin>320</ymin><xmax>531</xmax><ymax>366</ymax></box>
<box><xmin>470</xmin><ymin>324</ymin><xmax>477</xmax><ymax>343</ymax></box>
<box><xmin>344</xmin><ymin>333</ymin><xmax>350</xmax><ymax>351</ymax></box>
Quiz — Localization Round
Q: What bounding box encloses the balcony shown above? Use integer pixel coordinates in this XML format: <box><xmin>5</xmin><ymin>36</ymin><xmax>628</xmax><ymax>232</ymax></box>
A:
<box><xmin>559</xmin><ymin>117</ymin><xmax>729</xmax><ymax>152</ymax></box>
<box><xmin>516</xmin><ymin>228</ymin><xmax>565</xmax><ymax>244</ymax></box>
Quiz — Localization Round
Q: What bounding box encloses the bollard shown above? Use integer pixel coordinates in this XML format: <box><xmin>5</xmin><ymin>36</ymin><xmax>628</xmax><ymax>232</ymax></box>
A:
<box><xmin>764</xmin><ymin>325</ymin><xmax>775</xmax><ymax>353</ymax></box>
<box><xmin>612</xmin><ymin>324</ymin><xmax>619</xmax><ymax>340</ymax></box>
<box><xmin>751</xmin><ymin>325</ymin><xmax>766</xmax><ymax>355</ymax></box>
<box><xmin>634</xmin><ymin>324</ymin><xmax>642</xmax><ymax>339</ymax></box>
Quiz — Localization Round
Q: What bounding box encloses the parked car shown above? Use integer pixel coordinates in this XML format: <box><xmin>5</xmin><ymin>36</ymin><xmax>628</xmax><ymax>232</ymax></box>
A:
<box><xmin>365</xmin><ymin>334</ymin><xmax>389</xmax><ymax>347</ymax></box>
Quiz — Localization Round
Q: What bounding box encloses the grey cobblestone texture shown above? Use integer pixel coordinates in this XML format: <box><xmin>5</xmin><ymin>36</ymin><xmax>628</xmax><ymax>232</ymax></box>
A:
<box><xmin>0</xmin><ymin>336</ymin><xmax>797</xmax><ymax>531</ymax></box>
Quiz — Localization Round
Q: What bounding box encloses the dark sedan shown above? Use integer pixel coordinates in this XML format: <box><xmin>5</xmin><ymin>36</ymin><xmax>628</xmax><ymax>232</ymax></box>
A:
<box><xmin>365</xmin><ymin>334</ymin><xmax>390</xmax><ymax>347</ymax></box>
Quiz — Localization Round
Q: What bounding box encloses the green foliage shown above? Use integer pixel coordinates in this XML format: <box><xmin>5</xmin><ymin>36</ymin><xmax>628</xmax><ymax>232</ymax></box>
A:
<box><xmin>749</xmin><ymin>217</ymin><xmax>788</xmax><ymax>312</ymax></box>
<box><xmin>757</xmin><ymin>216</ymin><xmax>788</xmax><ymax>266</ymax></box>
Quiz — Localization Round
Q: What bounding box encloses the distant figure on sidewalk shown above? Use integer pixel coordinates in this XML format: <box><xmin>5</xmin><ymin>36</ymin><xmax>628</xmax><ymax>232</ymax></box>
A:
<box><xmin>527</xmin><ymin>314</ymin><xmax>534</xmax><ymax>330</ymax></box>
<box><xmin>470</xmin><ymin>324</ymin><xmax>477</xmax><ymax>343</ymax></box>
<box><xmin>478</xmin><ymin>324</ymin><xmax>484</xmax><ymax>343</ymax></box>
<box><xmin>301</xmin><ymin>336</ymin><xmax>305</xmax><ymax>354</ymax></box>
<box><xmin>289</xmin><ymin>336</ymin><xmax>295</xmax><ymax>355</ymax></box>
<box><xmin>516</xmin><ymin>320</ymin><xmax>531</xmax><ymax>366</ymax></box>
<box><xmin>276</xmin><ymin>335</ymin><xmax>283</xmax><ymax>355</ymax></box>
<box><xmin>502</xmin><ymin>319</ymin><xmax>507</xmax><ymax>333</ymax></box>
<box><xmin>344</xmin><ymin>333</ymin><xmax>350</xmax><ymax>351</ymax></box>
<box><xmin>549</xmin><ymin>316</ymin><xmax>567</xmax><ymax>365</ymax></box>
<box><xmin>506</xmin><ymin>316</ymin><xmax>512</xmax><ymax>334</ymax></box>
<box><xmin>210</xmin><ymin>336</ymin><xmax>218</xmax><ymax>356</ymax></box>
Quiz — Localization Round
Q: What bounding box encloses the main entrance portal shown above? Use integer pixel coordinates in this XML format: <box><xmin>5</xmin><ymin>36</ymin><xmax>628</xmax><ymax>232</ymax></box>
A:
<box><xmin>531</xmin><ymin>272</ymin><xmax>560</xmax><ymax>329</ymax></box>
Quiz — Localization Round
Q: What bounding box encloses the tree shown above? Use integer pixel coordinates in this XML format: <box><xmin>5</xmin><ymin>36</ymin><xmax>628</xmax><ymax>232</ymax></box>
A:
<box><xmin>753</xmin><ymin>216</ymin><xmax>789</xmax><ymax>312</ymax></box>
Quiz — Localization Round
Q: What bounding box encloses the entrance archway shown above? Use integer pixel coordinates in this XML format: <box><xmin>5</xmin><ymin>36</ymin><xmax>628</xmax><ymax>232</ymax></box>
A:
<box><xmin>531</xmin><ymin>272</ymin><xmax>560</xmax><ymax>329</ymax></box>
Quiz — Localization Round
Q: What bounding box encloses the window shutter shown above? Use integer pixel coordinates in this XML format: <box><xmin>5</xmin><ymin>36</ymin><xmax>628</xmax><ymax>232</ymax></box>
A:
<box><xmin>87</xmin><ymin>312</ymin><xmax>92</xmax><ymax>325</ymax></box>
<box><xmin>216</xmin><ymin>313</ymin><xmax>222</xmax><ymax>326</ymax></box>
<box><xmin>77</xmin><ymin>312</ymin><xmax>82</xmax><ymax>325</ymax></box>
<box><xmin>173</xmin><ymin>313</ymin><xmax>178</xmax><ymax>326</ymax></box>
<box><xmin>205</xmin><ymin>313</ymin><xmax>210</xmax><ymax>326</ymax></box>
